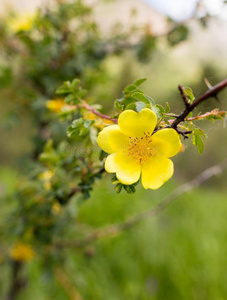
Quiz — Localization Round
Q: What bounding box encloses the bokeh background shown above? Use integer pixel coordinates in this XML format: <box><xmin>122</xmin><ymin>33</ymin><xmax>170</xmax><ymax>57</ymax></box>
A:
<box><xmin>0</xmin><ymin>0</ymin><xmax>227</xmax><ymax>299</ymax></box>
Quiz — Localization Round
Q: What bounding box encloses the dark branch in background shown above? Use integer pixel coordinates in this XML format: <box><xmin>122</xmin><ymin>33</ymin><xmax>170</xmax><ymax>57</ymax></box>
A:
<box><xmin>7</xmin><ymin>261</ymin><xmax>26</xmax><ymax>300</ymax></box>
<box><xmin>170</xmin><ymin>79</ymin><xmax>227</xmax><ymax>135</ymax></box>
<box><xmin>54</xmin><ymin>158</ymin><xmax>227</xmax><ymax>249</ymax></box>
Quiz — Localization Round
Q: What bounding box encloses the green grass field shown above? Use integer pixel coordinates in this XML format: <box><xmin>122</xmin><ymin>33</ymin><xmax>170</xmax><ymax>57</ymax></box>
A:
<box><xmin>1</xmin><ymin>169</ymin><xmax>227</xmax><ymax>300</ymax></box>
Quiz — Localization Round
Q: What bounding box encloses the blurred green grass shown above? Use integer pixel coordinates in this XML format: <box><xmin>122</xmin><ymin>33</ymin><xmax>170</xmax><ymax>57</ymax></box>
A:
<box><xmin>1</xmin><ymin>171</ymin><xmax>226</xmax><ymax>300</ymax></box>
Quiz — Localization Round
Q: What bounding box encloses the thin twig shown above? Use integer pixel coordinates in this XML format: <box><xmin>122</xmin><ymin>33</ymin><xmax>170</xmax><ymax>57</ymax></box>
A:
<box><xmin>81</xmin><ymin>101</ymin><xmax>118</xmax><ymax>124</ymax></box>
<box><xmin>54</xmin><ymin>158</ymin><xmax>227</xmax><ymax>249</ymax></box>
<box><xmin>55</xmin><ymin>268</ymin><xmax>83</xmax><ymax>300</ymax></box>
<box><xmin>178</xmin><ymin>85</ymin><xmax>190</xmax><ymax>107</ymax></box>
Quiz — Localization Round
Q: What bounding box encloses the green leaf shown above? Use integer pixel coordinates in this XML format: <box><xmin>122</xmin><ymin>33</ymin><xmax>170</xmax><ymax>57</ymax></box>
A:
<box><xmin>70</xmin><ymin>79</ymin><xmax>80</xmax><ymax>89</ymax></box>
<box><xmin>152</xmin><ymin>104</ymin><xmax>164</xmax><ymax>119</ymax></box>
<box><xmin>56</xmin><ymin>83</ymin><xmax>70</xmax><ymax>95</ymax></box>
<box><xmin>133</xmin><ymin>78</ymin><xmax>147</xmax><ymax>87</ymax></box>
<box><xmin>183</xmin><ymin>86</ymin><xmax>195</xmax><ymax>102</ymax></box>
<box><xmin>124</xmin><ymin>84</ymin><xmax>137</xmax><ymax>94</ymax></box>
<box><xmin>123</xmin><ymin>185</ymin><xmax>136</xmax><ymax>194</ymax></box>
<box><xmin>193</xmin><ymin>128</ymin><xmax>206</xmax><ymax>154</ymax></box>
<box><xmin>99</xmin><ymin>150</ymin><xmax>108</xmax><ymax>161</ymax></box>
<box><xmin>145</xmin><ymin>95</ymin><xmax>155</xmax><ymax>105</ymax></box>
<box><xmin>135</xmin><ymin>101</ymin><xmax>146</xmax><ymax>112</ymax></box>
<box><xmin>111</xmin><ymin>175</ymin><xmax>119</xmax><ymax>184</ymax></box>
<box><xmin>114</xmin><ymin>100</ymin><xmax>124</xmax><ymax>111</ymax></box>
<box><xmin>67</xmin><ymin>118</ymin><xmax>94</xmax><ymax>138</ymax></box>
<box><xmin>131</xmin><ymin>92</ymin><xmax>151</xmax><ymax>105</ymax></box>
<box><xmin>193</xmin><ymin>135</ymin><xmax>204</xmax><ymax>154</ymax></box>
<box><xmin>164</xmin><ymin>102</ymin><xmax>170</xmax><ymax>113</ymax></box>
<box><xmin>115</xmin><ymin>183</ymin><xmax>122</xmax><ymax>194</ymax></box>
<box><xmin>125</xmin><ymin>103</ymin><xmax>136</xmax><ymax>110</ymax></box>
<box><xmin>203</xmin><ymin>110</ymin><xmax>226</xmax><ymax>122</ymax></box>
<box><xmin>64</xmin><ymin>94</ymin><xmax>77</xmax><ymax>103</ymax></box>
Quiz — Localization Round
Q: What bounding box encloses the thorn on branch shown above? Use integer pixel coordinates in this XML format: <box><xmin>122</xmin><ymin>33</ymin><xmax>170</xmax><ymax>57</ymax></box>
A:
<box><xmin>204</xmin><ymin>77</ymin><xmax>213</xmax><ymax>89</ymax></box>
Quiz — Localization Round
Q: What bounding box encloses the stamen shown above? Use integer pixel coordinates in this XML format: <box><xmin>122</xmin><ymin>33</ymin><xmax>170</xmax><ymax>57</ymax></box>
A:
<box><xmin>125</xmin><ymin>132</ymin><xmax>158</xmax><ymax>164</ymax></box>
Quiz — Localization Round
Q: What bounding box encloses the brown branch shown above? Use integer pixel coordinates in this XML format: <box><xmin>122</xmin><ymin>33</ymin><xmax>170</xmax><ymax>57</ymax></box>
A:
<box><xmin>81</xmin><ymin>101</ymin><xmax>118</xmax><ymax>124</ymax></box>
<box><xmin>178</xmin><ymin>85</ymin><xmax>190</xmax><ymax>107</ymax></box>
<box><xmin>54</xmin><ymin>158</ymin><xmax>227</xmax><ymax>249</ymax></box>
<box><xmin>6</xmin><ymin>261</ymin><xmax>26</xmax><ymax>300</ymax></box>
<box><xmin>171</xmin><ymin>78</ymin><xmax>227</xmax><ymax>129</ymax></box>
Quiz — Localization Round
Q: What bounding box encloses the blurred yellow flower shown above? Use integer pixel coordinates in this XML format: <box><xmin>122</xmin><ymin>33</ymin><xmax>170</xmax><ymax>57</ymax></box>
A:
<box><xmin>39</xmin><ymin>170</ymin><xmax>54</xmax><ymax>190</ymax></box>
<box><xmin>51</xmin><ymin>203</ymin><xmax>61</xmax><ymax>215</ymax></box>
<box><xmin>46</xmin><ymin>99</ymin><xmax>66</xmax><ymax>113</ymax></box>
<box><xmin>8</xmin><ymin>14</ymin><xmax>35</xmax><ymax>32</ymax></box>
<box><xmin>97</xmin><ymin>108</ymin><xmax>182</xmax><ymax>190</ymax></box>
<box><xmin>10</xmin><ymin>243</ymin><xmax>34</xmax><ymax>262</ymax></box>
<box><xmin>83</xmin><ymin>111</ymin><xmax>114</xmax><ymax>129</ymax></box>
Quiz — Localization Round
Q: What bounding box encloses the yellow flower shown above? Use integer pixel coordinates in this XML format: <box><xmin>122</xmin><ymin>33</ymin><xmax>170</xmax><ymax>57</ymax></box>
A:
<box><xmin>10</xmin><ymin>243</ymin><xmax>34</xmax><ymax>262</ymax></box>
<box><xmin>8</xmin><ymin>14</ymin><xmax>34</xmax><ymax>32</ymax></box>
<box><xmin>46</xmin><ymin>99</ymin><xmax>65</xmax><ymax>113</ymax></box>
<box><xmin>83</xmin><ymin>111</ymin><xmax>114</xmax><ymax>129</ymax></box>
<box><xmin>39</xmin><ymin>170</ymin><xmax>54</xmax><ymax>190</ymax></box>
<box><xmin>97</xmin><ymin>108</ymin><xmax>181</xmax><ymax>190</ymax></box>
<box><xmin>51</xmin><ymin>203</ymin><xmax>61</xmax><ymax>215</ymax></box>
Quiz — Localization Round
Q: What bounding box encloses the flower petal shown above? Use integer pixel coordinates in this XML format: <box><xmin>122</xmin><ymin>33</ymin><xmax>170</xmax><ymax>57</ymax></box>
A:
<box><xmin>105</xmin><ymin>153</ymin><xmax>141</xmax><ymax>185</ymax></box>
<box><xmin>141</xmin><ymin>156</ymin><xmax>173</xmax><ymax>190</ymax></box>
<box><xmin>151</xmin><ymin>128</ymin><xmax>181</xmax><ymax>158</ymax></box>
<box><xmin>118</xmin><ymin>108</ymin><xmax>157</xmax><ymax>137</ymax></box>
<box><xmin>97</xmin><ymin>125</ymin><xmax>128</xmax><ymax>154</ymax></box>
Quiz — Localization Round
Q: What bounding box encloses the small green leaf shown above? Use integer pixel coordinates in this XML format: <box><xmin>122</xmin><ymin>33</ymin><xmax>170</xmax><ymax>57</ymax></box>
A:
<box><xmin>135</xmin><ymin>101</ymin><xmax>146</xmax><ymax>112</ymax></box>
<box><xmin>70</xmin><ymin>79</ymin><xmax>80</xmax><ymax>89</ymax></box>
<box><xmin>164</xmin><ymin>102</ymin><xmax>170</xmax><ymax>113</ymax></box>
<box><xmin>123</xmin><ymin>185</ymin><xmax>136</xmax><ymax>194</ymax></box>
<box><xmin>56</xmin><ymin>84</ymin><xmax>70</xmax><ymax>95</ymax></box>
<box><xmin>193</xmin><ymin>134</ymin><xmax>204</xmax><ymax>154</ymax></box>
<box><xmin>125</xmin><ymin>103</ymin><xmax>136</xmax><ymax>110</ymax></box>
<box><xmin>133</xmin><ymin>78</ymin><xmax>147</xmax><ymax>87</ymax></box>
<box><xmin>131</xmin><ymin>92</ymin><xmax>151</xmax><ymax>105</ymax></box>
<box><xmin>124</xmin><ymin>84</ymin><xmax>137</xmax><ymax>94</ymax></box>
<box><xmin>193</xmin><ymin>128</ymin><xmax>206</xmax><ymax>154</ymax></box>
<box><xmin>115</xmin><ymin>183</ymin><xmax>122</xmax><ymax>194</ymax></box>
<box><xmin>152</xmin><ymin>105</ymin><xmax>164</xmax><ymax>119</ymax></box>
<box><xmin>145</xmin><ymin>95</ymin><xmax>155</xmax><ymax>105</ymax></box>
<box><xmin>99</xmin><ymin>150</ymin><xmax>108</xmax><ymax>161</ymax></box>
<box><xmin>64</xmin><ymin>94</ymin><xmax>77</xmax><ymax>103</ymax></box>
<box><xmin>114</xmin><ymin>100</ymin><xmax>124</xmax><ymax>111</ymax></box>
<box><xmin>111</xmin><ymin>175</ymin><xmax>119</xmax><ymax>185</ymax></box>
<box><xmin>67</xmin><ymin>118</ymin><xmax>94</xmax><ymax>138</ymax></box>
<box><xmin>183</xmin><ymin>86</ymin><xmax>195</xmax><ymax>102</ymax></box>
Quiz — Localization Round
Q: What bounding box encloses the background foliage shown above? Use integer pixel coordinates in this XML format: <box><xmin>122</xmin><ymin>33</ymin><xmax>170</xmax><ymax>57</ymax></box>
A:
<box><xmin>0</xmin><ymin>0</ymin><xmax>227</xmax><ymax>299</ymax></box>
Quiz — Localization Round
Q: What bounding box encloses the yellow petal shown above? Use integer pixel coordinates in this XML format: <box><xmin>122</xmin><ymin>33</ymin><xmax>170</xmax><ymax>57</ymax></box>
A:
<box><xmin>141</xmin><ymin>157</ymin><xmax>173</xmax><ymax>189</ymax></box>
<box><xmin>97</xmin><ymin>125</ymin><xmax>128</xmax><ymax>154</ymax></box>
<box><xmin>105</xmin><ymin>153</ymin><xmax>141</xmax><ymax>185</ymax></box>
<box><xmin>151</xmin><ymin>128</ymin><xmax>181</xmax><ymax>158</ymax></box>
<box><xmin>118</xmin><ymin>108</ymin><xmax>157</xmax><ymax>137</ymax></box>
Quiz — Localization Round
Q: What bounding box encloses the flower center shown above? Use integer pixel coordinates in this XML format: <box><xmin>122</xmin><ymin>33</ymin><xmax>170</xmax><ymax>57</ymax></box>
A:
<box><xmin>126</xmin><ymin>132</ymin><xmax>157</xmax><ymax>164</ymax></box>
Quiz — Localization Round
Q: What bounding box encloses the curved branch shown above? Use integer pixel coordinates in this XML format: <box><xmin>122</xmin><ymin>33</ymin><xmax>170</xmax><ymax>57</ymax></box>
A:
<box><xmin>171</xmin><ymin>78</ymin><xmax>227</xmax><ymax>129</ymax></box>
<box><xmin>54</xmin><ymin>158</ymin><xmax>227</xmax><ymax>249</ymax></box>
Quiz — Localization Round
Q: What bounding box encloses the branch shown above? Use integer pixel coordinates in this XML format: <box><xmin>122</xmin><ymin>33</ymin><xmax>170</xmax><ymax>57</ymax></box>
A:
<box><xmin>171</xmin><ymin>78</ymin><xmax>227</xmax><ymax>129</ymax></box>
<box><xmin>178</xmin><ymin>85</ymin><xmax>190</xmax><ymax>108</ymax></box>
<box><xmin>81</xmin><ymin>101</ymin><xmax>118</xmax><ymax>124</ymax></box>
<box><xmin>6</xmin><ymin>261</ymin><xmax>26</xmax><ymax>300</ymax></box>
<box><xmin>54</xmin><ymin>158</ymin><xmax>227</xmax><ymax>249</ymax></box>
